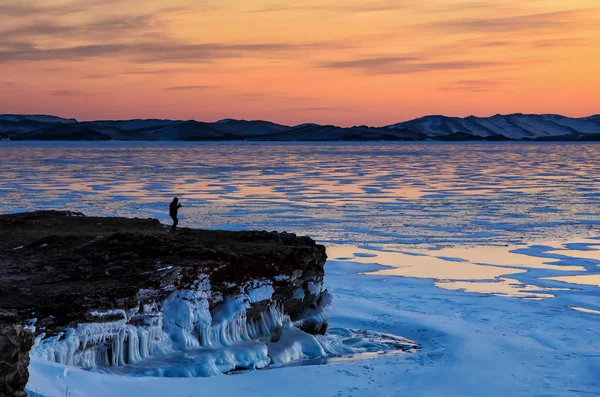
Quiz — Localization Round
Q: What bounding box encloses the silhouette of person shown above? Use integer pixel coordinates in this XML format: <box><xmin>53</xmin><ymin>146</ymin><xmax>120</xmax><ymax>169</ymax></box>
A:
<box><xmin>169</xmin><ymin>197</ymin><xmax>182</xmax><ymax>230</ymax></box>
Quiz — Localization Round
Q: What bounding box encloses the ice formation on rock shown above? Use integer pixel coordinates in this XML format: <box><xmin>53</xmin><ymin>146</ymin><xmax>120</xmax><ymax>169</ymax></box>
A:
<box><xmin>29</xmin><ymin>280</ymin><xmax>333</xmax><ymax>375</ymax></box>
<box><xmin>28</xmin><ymin>280</ymin><xmax>419</xmax><ymax>379</ymax></box>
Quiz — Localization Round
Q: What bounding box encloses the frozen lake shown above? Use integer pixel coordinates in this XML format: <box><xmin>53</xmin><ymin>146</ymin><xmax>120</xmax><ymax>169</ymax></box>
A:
<box><xmin>3</xmin><ymin>141</ymin><xmax>600</xmax><ymax>245</ymax></box>
<box><xmin>2</xmin><ymin>141</ymin><xmax>599</xmax><ymax>396</ymax></box>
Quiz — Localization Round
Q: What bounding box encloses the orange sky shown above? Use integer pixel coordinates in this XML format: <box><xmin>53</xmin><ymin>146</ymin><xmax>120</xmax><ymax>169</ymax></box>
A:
<box><xmin>0</xmin><ymin>0</ymin><xmax>599</xmax><ymax>126</ymax></box>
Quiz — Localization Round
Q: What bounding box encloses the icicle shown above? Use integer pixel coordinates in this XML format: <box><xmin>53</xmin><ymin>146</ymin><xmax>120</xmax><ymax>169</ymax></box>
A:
<box><xmin>30</xmin><ymin>282</ymin><xmax>311</xmax><ymax>373</ymax></box>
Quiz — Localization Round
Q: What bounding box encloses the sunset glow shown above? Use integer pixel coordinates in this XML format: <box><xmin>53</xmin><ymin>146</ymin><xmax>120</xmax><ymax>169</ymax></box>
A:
<box><xmin>1</xmin><ymin>0</ymin><xmax>599</xmax><ymax>125</ymax></box>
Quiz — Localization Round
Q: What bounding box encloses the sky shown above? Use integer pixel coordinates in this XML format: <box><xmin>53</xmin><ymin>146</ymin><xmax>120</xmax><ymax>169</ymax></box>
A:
<box><xmin>0</xmin><ymin>0</ymin><xmax>599</xmax><ymax>126</ymax></box>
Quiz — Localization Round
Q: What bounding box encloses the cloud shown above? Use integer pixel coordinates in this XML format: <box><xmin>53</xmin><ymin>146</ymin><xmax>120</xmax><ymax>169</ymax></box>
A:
<box><xmin>0</xmin><ymin>44</ymin><xmax>122</xmax><ymax>62</ymax></box>
<box><xmin>165</xmin><ymin>85</ymin><xmax>216</xmax><ymax>91</ymax></box>
<box><xmin>319</xmin><ymin>56</ymin><xmax>502</xmax><ymax>75</ymax></box>
<box><xmin>321</xmin><ymin>56</ymin><xmax>422</xmax><ymax>69</ymax></box>
<box><xmin>84</xmin><ymin>73</ymin><xmax>112</xmax><ymax>79</ymax></box>
<box><xmin>246</xmin><ymin>3</ymin><xmax>322</xmax><ymax>14</ymax></box>
<box><xmin>531</xmin><ymin>38</ymin><xmax>592</xmax><ymax>48</ymax></box>
<box><xmin>122</xmin><ymin>69</ymin><xmax>179</xmax><ymax>75</ymax></box>
<box><xmin>0</xmin><ymin>23</ymin><xmax>73</xmax><ymax>38</ymax></box>
<box><xmin>249</xmin><ymin>1</ymin><xmax>499</xmax><ymax>15</ymax></box>
<box><xmin>0</xmin><ymin>15</ymin><xmax>164</xmax><ymax>41</ymax></box>
<box><xmin>235</xmin><ymin>92</ymin><xmax>317</xmax><ymax>104</ymax></box>
<box><xmin>286</xmin><ymin>106</ymin><xmax>351</xmax><ymax>112</ymax></box>
<box><xmin>0</xmin><ymin>0</ymin><xmax>178</xmax><ymax>18</ymax></box>
<box><xmin>0</xmin><ymin>3</ymin><xmax>62</xmax><ymax>17</ymax></box>
<box><xmin>0</xmin><ymin>0</ymin><xmax>115</xmax><ymax>18</ymax></box>
<box><xmin>0</xmin><ymin>40</ymin><xmax>340</xmax><ymax>64</ymax></box>
<box><xmin>440</xmin><ymin>80</ymin><xmax>502</xmax><ymax>92</ymax></box>
<box><xmin>432</xmin><ymin>9</ymin><xmax>596</xmax><ymax>34</ymax></box>
<box><xmin>479</xmin><ymin>40</ymin><xmax>514</xmax><ymax>47</ymax></box>
<box><xmin>49</xmin><ymin>90</ymin><xmax>90</xmax><ymax>96</ymax></box>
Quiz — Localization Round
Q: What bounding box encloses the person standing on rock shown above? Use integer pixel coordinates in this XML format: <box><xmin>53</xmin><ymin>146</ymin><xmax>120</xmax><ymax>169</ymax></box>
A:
<box><xmin>169</xmin><ymin>197</ymin><xmax>182</xmax><ymax>230</ymax></box>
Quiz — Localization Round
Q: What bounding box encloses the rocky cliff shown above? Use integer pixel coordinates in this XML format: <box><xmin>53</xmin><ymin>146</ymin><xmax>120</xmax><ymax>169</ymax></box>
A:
<box><xmin>0</xmin><ymin>211</ymin><xmax>328</xmax><ymax>396</ymax></box>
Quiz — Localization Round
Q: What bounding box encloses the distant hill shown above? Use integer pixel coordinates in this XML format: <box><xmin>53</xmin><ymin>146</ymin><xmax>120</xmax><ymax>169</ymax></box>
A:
<box><xmin>9</xmin><ymin>124</ymin><xmax>111</xmax><ymax>141</ymax></box>
<box><xmin>388</xmin><ymin>114</ymin><xmax>600</xmax><ymax>140</ymax></box>
<box><xmin>0</xmin><ymin>114</ymin><xmax>77</xmax><ymax>124</ymax></box>
<box><xmin>1</xmin><ymin>113</ymin><xmax>599</xmax><ymax>141</ymax></box>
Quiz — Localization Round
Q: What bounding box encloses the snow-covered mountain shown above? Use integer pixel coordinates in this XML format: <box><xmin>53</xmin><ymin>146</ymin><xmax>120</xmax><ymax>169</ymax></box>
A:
<box><xmin>387</xmin><ymin>114</ymin><xmax>600</xmax><ymax>140</ymax></box>
<box><xmin>0</xmin><ymin>114</ymin><xmax>77</xmax><ymax>124</ymax></box>
<box><xmin>1</xmin><ymin>113</ymin><xmax>600</xmax><ymax>141</ymax></box>
<box><xmin>0</xmin><ymin>114</ymin><xmax>79</xmax><ymax>136</ymax></box>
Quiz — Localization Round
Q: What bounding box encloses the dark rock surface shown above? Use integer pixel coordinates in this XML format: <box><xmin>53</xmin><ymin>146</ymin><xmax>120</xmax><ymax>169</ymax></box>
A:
<box><xmin>0</xmin><ymin>313</ymin><xmax>33</xmax><ymax>397</ymax></box>
<box><xmin>0</xmin><ymin>211</ymin><xmax>328</xmax><ymax>396</ymax></box>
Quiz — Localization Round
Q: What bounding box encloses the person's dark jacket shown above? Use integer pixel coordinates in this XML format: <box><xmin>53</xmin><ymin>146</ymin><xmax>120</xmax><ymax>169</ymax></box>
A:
<box><xmin>170</xmin><ymin>200</ymin><xmax>180</xmax><ymax>216</ymax></box>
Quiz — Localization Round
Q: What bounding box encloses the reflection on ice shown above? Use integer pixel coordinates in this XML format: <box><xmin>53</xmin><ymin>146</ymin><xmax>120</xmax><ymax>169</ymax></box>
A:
<box><xmin>543</xmin><ymin>274</ymin><xmax>600</xmax><ymax>287</ymax></box>
<box><xmin>328</xmin><ymin>245</ymin><xmax>525</xmax><ymax>280</ymax></box>
<box><xmin>430</xmin><ymin>246</ymin><xmax>586</xmax><ymax>271</ymax></box>
<box><xmin>435</xmin><ymin>278</ymin><xmax>566</xmax><ymax>300</ymax></box>
<box><xmin>327</xmin><ymin>240</ymin><xmax>600</xmax><ymax>299</ymax></box>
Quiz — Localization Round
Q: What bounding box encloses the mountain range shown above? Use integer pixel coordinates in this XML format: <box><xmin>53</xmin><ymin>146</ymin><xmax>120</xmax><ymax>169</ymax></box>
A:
<box><xmin>1</xmin><ymin>113</ymin><xmax>600</xmax><ymax>141</ymax></box>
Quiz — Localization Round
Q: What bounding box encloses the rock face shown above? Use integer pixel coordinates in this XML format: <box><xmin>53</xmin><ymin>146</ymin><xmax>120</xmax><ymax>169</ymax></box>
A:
<box><xmin>0</xmin><ymin>211</ymin><xmax>328</xmax><ymax>396</ymax></box>
<box><xmin>0</xmin><ymin>315</ymin><xmax>34</xmax><ymax>397</ymax></box>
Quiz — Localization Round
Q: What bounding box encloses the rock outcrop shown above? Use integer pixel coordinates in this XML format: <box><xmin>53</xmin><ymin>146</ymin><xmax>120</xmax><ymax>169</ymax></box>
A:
<box><xmin>0</xmin><ymin>211</ymin><xmax>328</xmax><ymax>396</ymax></box>
<box><xmin>0</xmin><ymin>314</ymin><xmax>34</xmax><ymax>397</ymax></box>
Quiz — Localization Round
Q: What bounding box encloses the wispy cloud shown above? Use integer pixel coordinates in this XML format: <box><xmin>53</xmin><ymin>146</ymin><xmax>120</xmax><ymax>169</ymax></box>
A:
<box><xmin>246</xmin><ymin>1</ymin><xmax>408</xmax><ymax>14</ymax></box>
<box><xmin>0</xmin><ymin>0</ymin><xmax>185</xmax><ymax>17</ymax></box>
<box><xmin>432</xmin><ymin>9</ymin><xmax>596</xmax><ymax>34</ymax></box>
<box><xmin>0</xmin><ymin>15</ymin><xmax>165</xmax><ymax>41</ymax></box>
<box><xmin>122</xmin><ymin>69</ymin><xmax>181</xmax><ymax>75</ymax></box>
<box><xmin>319</xmin><ymin>56</ymin><xmax>503</xmax><ymax>75</ymax></box>
<box><xmin>531</xmin><ymin>38</ymin><xmax>592</xmax><ymax>48</ymax></box>
<box><xmin>84</xmin><ymin>73</ymin><xmax>112</xmax><ymax>79</ymax></box>
<box><xmin>285</xmin><ymin>106</ymin><xmax>351</xmax><ymax>112</ymax></box>
<box><xmin>0</xmin><ymin>2</ymin><xmax>66</xmax><ymax>17</ymax></box>
<box><xmin>249</xmin><ymin>1</ymin><xmax>501</xmax><ymax>15</ymax></box>
<box><xmin>440</xmin><ymin>80</ymin><xmax>503</xmax><ymax>92</ymax></box>
<box><xmin>49</xmin><ymin>89</ymin><xmax>90</xmax><ymax>96</ymax></box>
<box><xmin>165</xmin><ymin>85</ymin><xmax>216</xmax><ymax>91</ymax></box>
<box><xmin>0</xmin><ymin>41</ymin><xmax>339</xmax><ymax>64</ymax></box>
